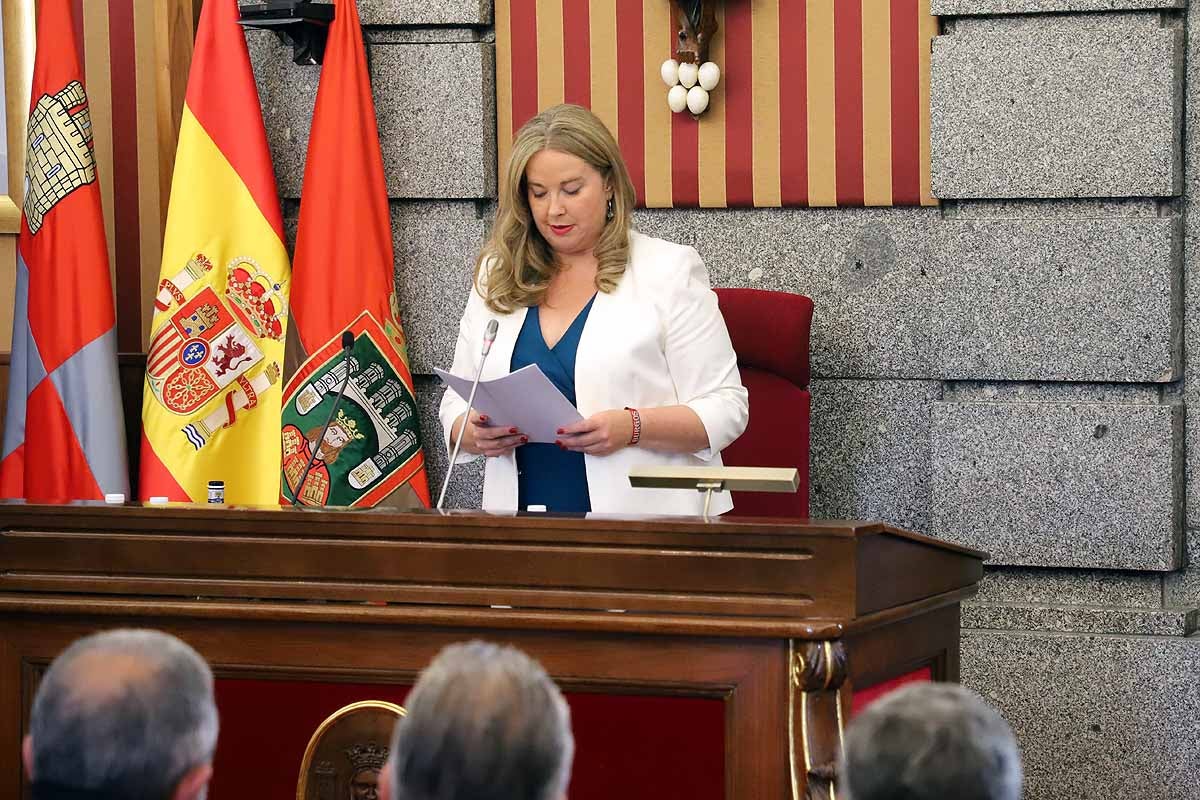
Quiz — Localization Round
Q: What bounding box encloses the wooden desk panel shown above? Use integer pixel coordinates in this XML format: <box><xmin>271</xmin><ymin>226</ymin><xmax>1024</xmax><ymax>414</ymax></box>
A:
<box><xmin>0</xmin><ymin>504</ymin><xmax>984</xmax><ymax>800</ymax></box>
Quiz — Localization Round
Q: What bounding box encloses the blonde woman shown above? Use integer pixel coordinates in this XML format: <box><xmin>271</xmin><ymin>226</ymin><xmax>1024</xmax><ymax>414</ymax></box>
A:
<box><xmin>439</xmin><ymin>104</ymin><xmax>747</xmax><ymax>515</ymax></box>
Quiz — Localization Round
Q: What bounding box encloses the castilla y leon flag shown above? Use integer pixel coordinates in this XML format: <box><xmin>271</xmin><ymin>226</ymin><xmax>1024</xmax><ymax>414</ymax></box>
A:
<box><xmin>0</xmin><ymin>0</ymin><xmax>128</xmax><ymax>502</ymax></box>
<box><xmin>280</xmin><ymin>0</ymin><xmax>429</xmax><ymax>509</ymax></box>
<box><xmin>138</xmin><ymin>0</ymin><xmax>290</xmax><ymax>504</ymax></box>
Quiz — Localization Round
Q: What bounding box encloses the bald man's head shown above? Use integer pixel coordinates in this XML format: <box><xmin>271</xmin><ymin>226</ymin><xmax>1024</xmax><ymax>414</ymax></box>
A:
<box><xmin>26</xmin><ymin>629</ymin><xmax>218</xmax><ymax>800</ymax></box>
<box><xmin>54</xmin><ymin>648</ymin><xmax>159</xmax><ymax>703</ymax></box>
<box><xmin>387</xmin><ymin>641</ymin><xmax>573</xmax><ymax>800</ymax></box>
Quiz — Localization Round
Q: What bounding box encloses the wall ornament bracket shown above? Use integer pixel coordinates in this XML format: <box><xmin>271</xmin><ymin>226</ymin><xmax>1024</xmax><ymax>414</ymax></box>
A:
<box><xmin>661</xmin><ymin>0</ymin><xmax>722</xmax><ymax>116</ymax></box>
<box><xmin>670</xmin><ymin>0</ymin><xmax>719</xmax><ymax>65</ymax></box>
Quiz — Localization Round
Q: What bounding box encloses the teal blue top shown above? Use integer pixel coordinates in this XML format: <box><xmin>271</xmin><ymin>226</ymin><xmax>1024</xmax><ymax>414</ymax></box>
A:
<box><xmin>510</xmin><ymin>296</ymin><xmax>596</xmax><ymax>513</ymax></box>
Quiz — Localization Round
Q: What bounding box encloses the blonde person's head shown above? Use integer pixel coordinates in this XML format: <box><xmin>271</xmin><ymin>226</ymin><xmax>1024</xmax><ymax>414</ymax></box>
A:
<box><xmin>476</xmin><ymin>104</ymin><xmax>636</xmax><ymax>313</ymax></box>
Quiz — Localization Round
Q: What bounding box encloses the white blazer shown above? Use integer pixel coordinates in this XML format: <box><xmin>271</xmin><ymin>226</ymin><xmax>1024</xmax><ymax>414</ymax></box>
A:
<box><xmin>438</xmin><ymin>231</ymin><xmax>749</xmax><ymax>515</ymax></box>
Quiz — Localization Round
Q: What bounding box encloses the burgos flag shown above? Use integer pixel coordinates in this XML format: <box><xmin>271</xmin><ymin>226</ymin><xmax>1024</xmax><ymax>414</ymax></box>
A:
<box><xmin>0</xmin><ymin>0</ymin><xmax>128</xmax><ymax>501</ymax></box>
<box><xmin>139</xmin><ymin>0</ymin><xmax>290</xmax><ymax>504</ymax></box>
<box><xmin>280</xmin><ymin>0</ymin><xmax>429</xmax><ymax>508</ymax></box>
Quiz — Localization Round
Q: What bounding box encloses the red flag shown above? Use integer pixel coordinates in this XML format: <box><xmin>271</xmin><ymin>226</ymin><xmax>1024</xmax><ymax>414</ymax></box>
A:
<box><xmin>280</xmin><ymin>0</ymin><xmax>430</xmax><ymax>508</ymax></box>
<box><xmin>0</xmin><ymin>0</ymin><xmax>128</xmax><ymax>501</ymax></box>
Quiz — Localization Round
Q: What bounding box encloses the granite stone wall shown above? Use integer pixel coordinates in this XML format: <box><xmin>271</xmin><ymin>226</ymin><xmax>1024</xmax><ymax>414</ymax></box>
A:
<box><xmin>247</xmin><ymin>1</ymin><xmax>1200</xmax><ymax>796</ymax></box>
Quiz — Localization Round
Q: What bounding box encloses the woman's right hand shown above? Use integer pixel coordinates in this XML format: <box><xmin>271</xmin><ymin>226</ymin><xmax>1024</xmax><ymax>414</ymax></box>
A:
<box><xmin>454</xmin><ymin>411</ymin><xmax>527</xmax><ymax>458</ymax></box>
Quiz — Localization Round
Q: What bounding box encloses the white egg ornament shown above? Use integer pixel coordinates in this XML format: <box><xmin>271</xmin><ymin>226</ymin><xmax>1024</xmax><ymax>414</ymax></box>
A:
<box><xmin>660</xmin><ymin>59</ymin><xmax>680</xmax><ymax>88</ymax></box>
<box><xmin>686</xmin><ymin>86</ymin><xmax>710</xmax><ymax>115</ymax></box>
<box><xmin>677</xmin><ymin>61</ymin><xmax>699</xmax><ymax>89</ymax></box>
<box><xmin>698</xmin><ymin>61</ymin><xmax>721</xmax><ymax>91</ymax></box>
<box><xmin>667</xmin><ymin>84</ymin><xmax>689</xmax><ymax>113</ymax></box>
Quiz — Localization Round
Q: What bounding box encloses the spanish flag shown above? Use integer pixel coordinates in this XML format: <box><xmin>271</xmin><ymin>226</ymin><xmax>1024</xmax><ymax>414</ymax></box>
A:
<box><xmin>0</xmin><ymin>0</ymin><xmax>128</xmax><ymax>501</ymax></box>
<box><xmin>138</xmin><ymin>0</ymin><xmax>290</xmax><ymax>504</ymax></box>
<box><xmin>280</xmin><ymin>0</ymin><xmax>430</xmax><ymax>509</ymax></box>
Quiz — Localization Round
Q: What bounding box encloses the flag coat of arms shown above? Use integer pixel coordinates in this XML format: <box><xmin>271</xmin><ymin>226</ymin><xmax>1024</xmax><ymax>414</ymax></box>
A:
<box><xmin>280</xmin><ymin>0</ymin><xmax>429</xmax><ymax>508</ymax></box>
<box><xmin>138</xmin><ymin>0</ymin><xmax>290</xmax><ymax>504</ymax></box>
<box><xmin>0</xmin><ymin>0</ymin><xmax>128</xmax><ymax>501</ymax></box>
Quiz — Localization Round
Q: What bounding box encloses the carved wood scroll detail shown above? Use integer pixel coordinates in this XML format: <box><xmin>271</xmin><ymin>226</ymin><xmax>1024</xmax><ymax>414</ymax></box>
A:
<box><xmin>669</xmin><ymin>0</ymin><xmax>718</xmax><ymax>64</ymax></box>
<box><xmin>789</xmin><ymin>640</ymin><xmax>849</xmax><ymax>800</ymax></box>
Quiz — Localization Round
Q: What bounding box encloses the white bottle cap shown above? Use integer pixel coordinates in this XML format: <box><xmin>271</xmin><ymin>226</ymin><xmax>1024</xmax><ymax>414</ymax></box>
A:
<box><xmin>104</xmin><ymin>493</ymin><xmax>125</xmax><ymax>504</ymax></box>
<box><xmin>147</xmin><ymin>496</ymin><xmax>169</xmax><ymax>505</ymax></box>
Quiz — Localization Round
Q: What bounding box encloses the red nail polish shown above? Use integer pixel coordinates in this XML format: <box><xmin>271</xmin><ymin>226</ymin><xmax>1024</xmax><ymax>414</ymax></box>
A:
<box><xmin>520</xmin><ymin>436</ymin><xmax>528</xmax><ymax>444</ymax></box>
<box><xmin>555</xmin><ymin>440</ymin><xmax>563</xmax><ymax>448</ymax></box>
<box><xmin>478</xmin><ymin>415</ymin><xmax>489</xmax><ymax>423</ymax></box>
<box><xmin>556</xmin><ymin>428</ymin><xmax>565</xmax><ymax>435</ymax></box>
<box><xmin>509</xmin><ymin>427</ymin><xmax>518</xmax><ymax>434</ymax></box>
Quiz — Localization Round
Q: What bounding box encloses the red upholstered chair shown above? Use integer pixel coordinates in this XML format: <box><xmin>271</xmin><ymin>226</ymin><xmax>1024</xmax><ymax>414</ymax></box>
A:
<box><xmin>715</xmin><ymin>288</ymin><xmax>813</xmax><ymax>518</ymax></box>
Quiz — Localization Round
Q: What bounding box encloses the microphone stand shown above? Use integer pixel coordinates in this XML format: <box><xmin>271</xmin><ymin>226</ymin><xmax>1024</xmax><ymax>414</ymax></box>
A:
<box><xmin>437</xmin><ymin>319</ymin><xmax>498</xmax><ymax>510</ymax></box>
<box><xmin>291</xmin><ymin>331</ymin><xmax>356</xmax><ymax>508</ymax></box>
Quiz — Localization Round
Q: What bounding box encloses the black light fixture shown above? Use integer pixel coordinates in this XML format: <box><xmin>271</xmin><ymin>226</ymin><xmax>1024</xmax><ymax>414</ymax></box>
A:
<box><xmin>238</xmin><ymin>1</ymin><xmax>336</xmax><ymax>66</ymax></box>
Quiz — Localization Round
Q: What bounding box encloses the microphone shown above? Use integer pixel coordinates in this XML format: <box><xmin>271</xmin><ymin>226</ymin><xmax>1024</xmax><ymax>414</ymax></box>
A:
<box><xmin>437</xmin><ymin>319</ymin><xmax>499</xmax><ymax>510</ymax></box>
<box><xmin>482</xmin><ymin>318</ymin><xmax>498</xmax><ymax>354</ymax></box>
<box><xmin>290</xmin><ymin>330</ymin><xmax>356</xmax><ymax>507</ymax></box>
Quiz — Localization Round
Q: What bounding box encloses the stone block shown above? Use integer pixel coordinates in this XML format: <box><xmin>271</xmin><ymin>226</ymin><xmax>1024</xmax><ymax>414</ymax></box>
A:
<box><xmin>810</xmin><ymin>379</ymin><xmax>942</xmax><ymax>535</ymax></box>
<box><xmin>931</xmin><ymin>18</ymin><xmax>1182</xmax><ymax>198</ymax></box>
<box><xmin>1181</xmin><ymin>2</ymin><xmax>1200</xmax><ymax>530</ymax></box>
<box><xmin>248</xmin><ymin>30</ymin><xmax>318</xmax><ymax>201</ymax></box>
<box><xmin>933</xmin><ymin>0</ymin><xmax>1182</xmax><ymax>13</ymax></box>
<box><xmin>961</xmin><ymin>630</ymin><xmax>1200</xmax><ymax>799</ymax></box>
<box><xmin>975</xmin><ymin>566</ymin><xmax>1162</xmax><ymax>608</ymax></box>
<box><xmin>931</xmin><ymin>401</ymin><xmax>1183</xmax><ymax>569</ymax></box>
<box><xmin>962</xmin><ymin>602</ymin><xmax>1196</xmax><ymax>636</ymax></box>
<box><xmin>953</xmin><ymin>198</ymin><xmax>1160</xmax><ymax>218</ymax></box>
<box><xmin>373</xmin><ymin>43</ymin><xmax>496</xmax><ymax>199</ymax></box>
<box><xmin>367</xmin><ymin>29</ymin><xmax>484</xmax><ymax>44</ymax></box>
<box><xmin>251</xmin><ymin>35</ymin><xmax>496</xmax><ymax>200</ymax></box>
<box><xmin>391</xmin><ymin>201</ymin><xmax>489</xmax><ymax>375</ymax></box>
<box><xmin>932</xmin><ymin>217</ymin><xmax>1181</xmax><ymax>382</ymax></box>
<box><xmin>633</xmin><ymin>208</ymin><xmax>1182</xmax><ymax>382</ymax></box>
<box><xmin>1164</xmin><ymin>531</ymin><xmax>1200</xmax><ymax>609</ymax></box>
<box><xmin>415</xmin><ymin>374</ymin><xmax>484</xmax><ymax>510</ymax></box>
<box><xmin>945</xmin><ymin>382</ymin><xmax>1162</xmax><ymax>404</ymax></box>
<box><xmin>633</xmin><ymin>207</ymin><xmax>942</xmax><ymax>380</ymax></box>
<box><xmin>358</xmin><ymin>0</ymin><xmax>492</xmax><ymax>26</ymax></box>
<box><xmin>953</xmin><ymin>11</ymin><xmax>1161</xmax><ymax>33</ymax></box>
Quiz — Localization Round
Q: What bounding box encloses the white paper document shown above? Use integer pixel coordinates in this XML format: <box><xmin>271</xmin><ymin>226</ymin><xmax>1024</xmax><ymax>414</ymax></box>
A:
<box><xmin>435</xmin><ymin>365</ymin><xmax>583</xmax><ymax>444</ymax></box>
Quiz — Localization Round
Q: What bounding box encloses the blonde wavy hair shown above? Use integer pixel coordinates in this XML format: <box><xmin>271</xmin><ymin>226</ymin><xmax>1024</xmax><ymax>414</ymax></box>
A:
<box><xmin>476</xmin><ymin>104</ymin><xmax>636</xmax><ymax>313</ymax></box>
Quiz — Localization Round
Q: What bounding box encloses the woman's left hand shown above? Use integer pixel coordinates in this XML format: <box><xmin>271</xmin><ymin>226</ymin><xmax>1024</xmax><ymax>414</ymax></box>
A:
<box><xmin>556</xmin><ymin>409</ymin><xmax>635</xmax><ymax>456</ymax></box>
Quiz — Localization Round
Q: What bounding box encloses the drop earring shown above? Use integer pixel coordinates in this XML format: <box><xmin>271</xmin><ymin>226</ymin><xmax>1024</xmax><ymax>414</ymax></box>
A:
<box><xmin>605</xmin><ymin>196</ymin><xmax>615</xmax><ymax>221</ymax></box>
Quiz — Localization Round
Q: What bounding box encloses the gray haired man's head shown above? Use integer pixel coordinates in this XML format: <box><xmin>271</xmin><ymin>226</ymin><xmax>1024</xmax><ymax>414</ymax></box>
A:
<box><xmin>842</xmin><ymin>682</ymin><xmax>1021</xmax><ymax>800</ymax></box>
<box><xmin>385</xmin><ymin>641</ymin><xmax>574</xmax><ymax>800</ymax></box>
<box><xmin>23</xmin><ymin>629</ymin><xmax>219</xmax><ymax>800</ymax></box>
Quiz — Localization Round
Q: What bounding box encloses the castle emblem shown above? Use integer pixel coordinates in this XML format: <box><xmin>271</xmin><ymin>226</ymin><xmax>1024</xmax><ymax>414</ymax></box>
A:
<box><xmin>24</xmin><ymin>81</ymin><xmax>97</xmax><ymax>234</ymax></box>
<box><xmin>281</xmin><ymin>313</ymin><xmax>426</xmax><ymax>508</ymax></box>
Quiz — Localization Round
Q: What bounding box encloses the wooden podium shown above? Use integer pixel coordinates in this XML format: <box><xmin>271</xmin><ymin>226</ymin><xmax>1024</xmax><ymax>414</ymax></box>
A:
<box><xmin>0</xmin><ymin>504</ymin><xmax>983</xmax><ymax>800</ymax></box>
